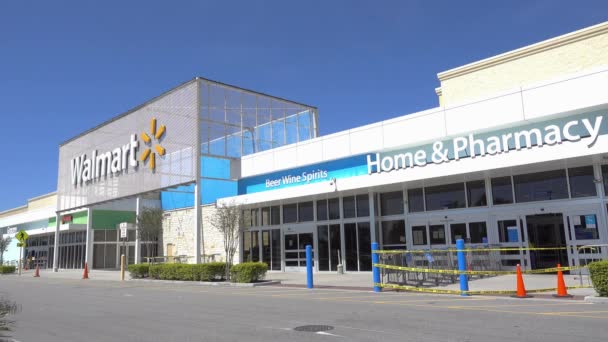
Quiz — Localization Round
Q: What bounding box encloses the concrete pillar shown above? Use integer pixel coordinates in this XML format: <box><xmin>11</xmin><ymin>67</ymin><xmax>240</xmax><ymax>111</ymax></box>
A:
<box><xmin>369</xmin><ymin>191</ymin><xmax>377</xmax><ymax>243</ymax></box>
<box><xmin>194</xmin><ymin>183</ymin><xmax>202</xmax><ymax>264</ymax></box>
<box><xmin>134</xmin><ymin>196</ymin><xmax>141</xmax><ymax>264</ymax></box>
<box><xmin>85</xmin><ymin>207</ymin><xmax>93</xmax><ymax>268</ymax></box>
<box><xmin>52</xmin><ymin>212</ymin><xmax>60</xmax><ymax>272</ymax></box>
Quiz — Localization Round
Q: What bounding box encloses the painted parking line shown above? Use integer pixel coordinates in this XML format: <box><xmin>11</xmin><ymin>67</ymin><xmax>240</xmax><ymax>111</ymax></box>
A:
<box><xmin>447</xmin><ymin>302</ymin><xmax>593</xmax><ymax>309</ymax></box>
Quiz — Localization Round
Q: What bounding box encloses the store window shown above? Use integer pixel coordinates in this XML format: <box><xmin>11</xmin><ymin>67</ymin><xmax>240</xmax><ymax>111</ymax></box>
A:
<box><xmin>343</xmin><ymin>196</ymin><xmax>356</xmax><ymax>218</ymax></box>
<box><xmin>356</xmin><ymin>194</ymin><xmax>369</xmax><ymax>217</ymax></box>
<box><xmin>425</xmin><ymin>183</ymin><xmax>466</xmax><ymax>211</ymax></box>
<box><xmin>514</xmin><ymin>169</ymin><xmax>568</xmax><ymax>202</ymax></box>
<box><xmin>317</xmin><ymin>200</ymin><xmax>328</xmax><ymax>221</ymax></box>
<box><xmin>568</xmin><ymin>166</ymin><xmax>597</xmax><ymax>198</ymax></box>
<box><xmin>466</xmin><ymin>180</ymin><xmax>487</xmax><ymax>207</ymax></box>
<box><xmin>602</xmin><ymin>165</ymin><xmax>608</xmax><ymax>196</ymax></box>
<box><xmin>270</xmin><ymin>206</ymin><xmax>280</xmax><ymax>225</ymax></box>
<box><xmin>469</xmin><ymin>222</ymin><xmax>487</xmax><ymax>243</ymax></box>
<box><xmin>572</xmin><ymin>214</ymin><xmax>600</xmax><ymax>240</ymax></box>
<box><xmin>328</xmin><ymin>198</ymin><xmax>340</xmax><ymax>220</ymax></box>
<box><xmin>298</xmin><ymin>202</ymin><xmax>314</xmax><ymax>222</ymax></box>
<box><xmin>407</xmin><ymin>188</ymin><xmax>424</xmax><ymax>213</ymax></box>
<box><xmin>412</xmin><ymin>226</ymin><xmax>427</xmax><ymax>245</ymax></box>
<box><xmin>491</xmin><ymin>176</ymin><xmax>513</xmax><ymax>205</ymax></box>
<box><xmin>381</xmin><ymin>220</ymin><xmax>405</xmax><ymax>246</ymax></box>
<box><xmin>498</xmin><ymin>220</ymin><xmax>519</xmax><ymax>243</ymax></box>
<box><xmin>450</xmin><ymin>223</ymin><xmax>467</xmax><ymax>243</ymax></box>
<box><xmin>429</xmin><ymin>225</ymin><xmax>446</xmax><ymax>245</ymax></box>
<box><xmin>283</xmin><ymin>204</ymin><xmax>297</xmax><ymax>223</ymax></box>
<box><xmin>261</xmin><ymin>207</ymin><xmax>270</xmax><ymax>226</ymax></box>
<box><xmin>380</xmin><ymin>191</ymin><xmax>404</xmax><ymax>216</ymax></box>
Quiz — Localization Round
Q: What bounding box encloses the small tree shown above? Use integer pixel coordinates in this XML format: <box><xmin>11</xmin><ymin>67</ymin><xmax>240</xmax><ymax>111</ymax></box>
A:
<box><xmin>136</xmin><ymin>208</ymin><xmax>163</xmax><ymax>260</ymax></box>
<box><xmin>210</xmin><ymin>202</ymin><xmax>248</xmax><ymax>280</ymax></box>
<box><xmin>0</xmin><ymin>236</ymin><xmax>12</xmax><ymax>265</ymax></box>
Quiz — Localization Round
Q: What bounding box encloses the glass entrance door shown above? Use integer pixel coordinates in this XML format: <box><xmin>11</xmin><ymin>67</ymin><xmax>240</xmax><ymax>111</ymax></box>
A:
<box><xmin>525</xmin><ymin>213</ymin><xmax>568</xmax><ymax>269</ymax></box>
<box><xmin>565</xmin><ymin>210</ymin><xmax>603</xmax><ymax>272</ymax></box>
<box><xmin>284</xmin><ymin>232</ymin><xmax>313</xmax><ymax>272</ymax></box>
<box><xmin>261</xmin><ymin>229</ymin><xmax>282</xmax><ymax>271</ymax></box>
<box><xmin>317</xmin><ymin>224</ymin><xmax>341</xmax><ymax>271</ymax></box>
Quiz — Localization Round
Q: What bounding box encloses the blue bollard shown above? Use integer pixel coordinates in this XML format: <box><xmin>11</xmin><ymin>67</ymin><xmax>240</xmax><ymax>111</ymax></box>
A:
<box><xmin>306</xmin><ymin>245</ymin><xmax>313</xmax><ymax>289</ymax></box>
<box><xmin>456</xmin><ymin>239</ymin><xmax>469</xmax><ymax>296</ymax></box>
<box><xmin>372</xmin><ymin>242</ymin><xmax>381</xmax><ymax>292</ymax></box>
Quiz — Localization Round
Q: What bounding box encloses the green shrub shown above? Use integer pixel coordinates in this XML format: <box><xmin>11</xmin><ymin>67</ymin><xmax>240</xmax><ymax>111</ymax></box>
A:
<box><xmin>146</xmin><ymin>263</ymin><xmax>229</xmax><ymax>281</ymax></box>
<box><xmin>589</xmin><ymin>260</ymin><xmax>608</xmax><ymax>297</ymax></box>
<box><xmin>1</xmin><ymin>265</ymin><xmax>16</xmax><ymax>274</ymax></box>
<box><xmin>230</xmin><ymin>262</ymin><xmax>268</xmax><ymax>283</ymax></box>
<box><xmin>127</xmin><ymin>264</ymin><xmax>150</xmax><ymax>278</ymax></box>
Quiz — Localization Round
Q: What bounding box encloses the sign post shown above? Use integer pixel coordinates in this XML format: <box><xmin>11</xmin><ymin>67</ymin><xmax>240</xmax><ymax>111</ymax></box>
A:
<box><xmin>119</xmin><ymin>223</ymin><xmax>128</xmax><ymax>281</ymax></box>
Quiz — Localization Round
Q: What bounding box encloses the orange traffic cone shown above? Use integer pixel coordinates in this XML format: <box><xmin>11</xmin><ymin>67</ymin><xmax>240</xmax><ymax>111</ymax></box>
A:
<box><xmin>553</xmin><ymin>264</ymin><xmax>573</xmax><ymax>298</ymax></box>
<box><xmin>82</xmin><ymin>262</ymin><xmax>89</xmax><ymax>280</ymax></box>
<box><xmin>512</xmin><ymin>264</ymin><xmax>532</xmax><ymax>298</ymax></box>
<box><xmin>33</xmin><ymin>265</ymin><xmax>40</xmax><ymax>277</ymax></box>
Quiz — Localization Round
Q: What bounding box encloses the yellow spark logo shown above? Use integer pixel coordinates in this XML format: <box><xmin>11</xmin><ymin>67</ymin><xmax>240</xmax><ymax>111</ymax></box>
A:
<box><xmin>140</xmin><ymin>118</ymin><xmax>166</xmax><ymax>170</ymax></box>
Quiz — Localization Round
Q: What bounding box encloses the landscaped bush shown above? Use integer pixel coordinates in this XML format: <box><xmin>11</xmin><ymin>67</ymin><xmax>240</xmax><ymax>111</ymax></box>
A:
<box><xmin>230</xmin><ymin>262</ymin><xmax>268</xmax><ymax>283</ymax></box>
<box><xmin>0</xmin><ymin>266</ymin><xmax>16</xmax><ymax>274</ymax></box>
<box><xmin>589</xmin><ymin>260</ymin><xmax>608</xmax><ymax>297</ymax></box>
<box><xmin>146</xmin><ymin>263</ymin><xmax>228</xmax><ymax>281</ymax></box>
<box><xmin>127</xmin><ymin>264</ymin><xmax>150</xmax><ymax>278</ymax></box>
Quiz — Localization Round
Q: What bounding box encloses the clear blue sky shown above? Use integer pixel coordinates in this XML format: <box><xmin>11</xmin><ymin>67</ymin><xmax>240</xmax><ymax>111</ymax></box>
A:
<box><xmin>0</xmin><ymin>0</ymin><xmax>606</xmax><ymax>211</ymax></box>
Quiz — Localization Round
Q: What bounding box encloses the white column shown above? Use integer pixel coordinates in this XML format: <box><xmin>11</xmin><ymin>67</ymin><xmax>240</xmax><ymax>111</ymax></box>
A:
<box><xmin>134</xmin><ymin>196</ymin><xmax>141</xmax><ymax>264</ymax></box>
<box><xmin>85</xmin><ymin>207</ymin><xmax>93</xmax><ymax>267</ymax></box>
<box><xmin>194</xmin><ymin>183</ymin><xmax>201</xmax><ymax>264</ymax></box>
<box><xmin>52</xmin><ymin>213</ymin><xmax>60</xmax><ymax>272</ymax></box>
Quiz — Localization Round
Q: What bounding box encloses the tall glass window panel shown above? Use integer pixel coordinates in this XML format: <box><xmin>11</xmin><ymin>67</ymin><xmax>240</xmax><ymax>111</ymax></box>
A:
<box><xmin>283</xmin><ymin>204</ymin><xmax>298</xmax><ymax>223</ymax></box>
<box><xmin>261</xmin><ymin>207</ymin><xmax>270</xmax><ymax>226</ymax></box>
<box><xmin>328</xmin><ymin>198</ymin><xmax>340</xmax><ymax>220</ymax></box>
<box><xmin>316</xmin><ymin>200</ymin><xmax>328</xmax><ymax>221</ymax></box>
<box><xmin>469</xmin><ymin>222</ymin><xmax>488</xmax><ymax>243</ymax></box>
<box><xmin>251</xmin><ymin>231</ymin><xmax>260</xmax><ymax>262</ymax></box>
<box><xmin>262</xmin><ymin>231</ymin><xmax>271</xmax><ymax>266</ymax></box>
<box><xmin>285</xmin><ymin>115</ymin><xmax>298</xmax><ymax>145</ymax></box>
<box><xmin>492</xmin><ymin>176</ymin><xmax>514</xmax><ymax>205</ymax></box>
<box><xmin>466</xmin><ymin>180</ymin><xmax>487</xmax><ymax>207</ymax></box>
<box><xmin>450</xmin><ymin>223</ymin><xmax>467</xmax><ymax>244</ymax></box>
<box><xmin>412</xmin><ymin>226</ymin><xmax>427</xmax><ymax>245</ymax></box>
<box><xmin>358</xmin><ymin>222</ymin><xmax>372</xmax><ymax>271</ymax></box>
<box><xmin>251</xmin><ymin>208</ymin><xmax>259</xmax><ymax>227</ymax></box>
<box><xmin>270</xmin><ymin>206</ymin><xmax>280</xmax><ymax>225</ymax></box>
<box><xmin>568</xmin><ymin>166</ymin><xmax>597</xmax><ymax>198</ymax></box>
<box><xmin>425</xmin><ymin>183</ymin><xmax>466</xmax><ymax>211</ymax></box>
<box><xmin>343</xmin><ymin>196</ymin><xmax>356</xmax><ymax>218</ymax></box>
<box><xmin>329</xmin><ymin>224</ymin><xmax>341</xmax><ymax>271</ymax></box>
<box><xmin>430</xmin><ymin>225</ymin><xmax>446</xmax><ymax>245</ymax></box>
<box><xmin>407</xmin><ymin>188</ymin><xmax>424</xmax><ymax>213</ymax></box>
<box><xmin>344</xmin><ymin>223</ymin><xmax>358</xmax><ymax>271</ymax></box>
<box><xmin>242</xmin><ymin>232</ymin><xmax>252</xmax><ymax>262</ymax></box>
<box><xmin>271</xmin><ymin>229</ymin><xmax>281</xmax><ymax>271</ymax></box>
<box><xmin>514</xmin><ymin>170</ymin><xmax>568</xmax><ymax>203</ymax></box>
<box><xmin>381</xmin><ymin>220</ymin><xmax>406</xmax><ymax>246</ymax></box>
<box><xmin>356</xmin><ymin>194</ymin><xmax>369</xmax><ymax>217</ymax></box>
<box><xmin>317</xmin><ymin>225</ymin><xmax>329</xmax><ymax>271</ymax></box>
<box><xmin>573</xmin><ymin>214</ymin><xmax>599</xmax><ymax>240</ymax></box>
<box><xmin>380</xmin><ymin>191</ymin><xmax>404</xmax><ymax>216</ymax></box>
<box><xmin>298</xmin><ymin>202</ymin><xmax>314</xmax><ymax>222</ymax></box>
<box><xmin>498</xmin><ymin>220</ymin><xmax>518</xmax><ymax>243</ymax></box>
<box><xmin>602</xmin><ymin>165</ymin><xmax>608</xmax><ymax>196</ymax></box>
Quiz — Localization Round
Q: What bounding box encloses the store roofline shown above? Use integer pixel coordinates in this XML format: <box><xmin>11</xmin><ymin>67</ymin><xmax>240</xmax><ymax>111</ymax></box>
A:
<box><xmin>59</xmin><ymin>76</ymin><xmax>318</xmax><ymax>147</ymax></box>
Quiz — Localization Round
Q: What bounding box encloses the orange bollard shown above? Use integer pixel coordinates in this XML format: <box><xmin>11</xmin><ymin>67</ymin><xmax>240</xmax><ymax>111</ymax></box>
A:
<box><xmin>553</xmin><ymin>264</ymin><xmax>573</xmax><ymax>298</ymax></box>
<box><xmin>33</xmin><ymin>265</ymin><xmax>40</xmax><ymax>277</ymax></box>
<box><xmin>82</xmin><ymin>262</ymin><xmax>89</xmax><ymax>280</ymax></box>
<box><xmin>512</xmin><ymin>264</ymin><xmax>532</xmax><ymax>298</ymax></box>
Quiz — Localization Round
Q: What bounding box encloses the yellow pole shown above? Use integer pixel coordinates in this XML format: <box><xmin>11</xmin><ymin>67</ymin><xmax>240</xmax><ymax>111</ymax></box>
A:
<box><xmin>120</xmin><ymin>254</ymin><xmax>125</xmax><ymax>281</ymax></box>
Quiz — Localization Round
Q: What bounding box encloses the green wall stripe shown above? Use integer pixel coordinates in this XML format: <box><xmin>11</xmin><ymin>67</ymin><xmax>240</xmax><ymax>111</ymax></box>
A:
<box><xmin>92</xmin><ymin>210</ymin><xmax>136</xmax><ymax>230</ymax></box>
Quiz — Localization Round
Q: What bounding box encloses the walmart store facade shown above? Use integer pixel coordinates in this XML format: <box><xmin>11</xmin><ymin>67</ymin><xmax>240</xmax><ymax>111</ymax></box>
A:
<box><xmin>2</xmin><ymin>22</ymin><xmax>608</xmax><ymax>272</ymax></box>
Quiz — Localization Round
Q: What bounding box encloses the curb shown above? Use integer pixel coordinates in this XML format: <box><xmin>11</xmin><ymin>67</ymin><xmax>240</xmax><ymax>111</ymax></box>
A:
<box><xmin>584</xmin><ymin>295</ymin><xmax>608</xmax><ymax>304</ymax></box>
<box><xmin>129</xmin><ymin>278</ymin><xmax>281</xmax><ymax>287</ymax></box>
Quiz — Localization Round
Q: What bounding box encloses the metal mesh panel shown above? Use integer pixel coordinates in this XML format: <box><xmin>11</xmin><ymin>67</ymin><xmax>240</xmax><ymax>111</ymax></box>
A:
<box><xmin>57</xmin><ymin>81</ymin><xmax>198</xmax><ymax>211</ymax></box>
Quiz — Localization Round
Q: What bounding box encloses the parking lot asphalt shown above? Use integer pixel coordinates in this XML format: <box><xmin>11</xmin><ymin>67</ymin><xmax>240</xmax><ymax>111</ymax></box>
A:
<box><xmin>1</xmin><ymin>275</ymin><xmax>607</xmax><ymax>341</ymax></box>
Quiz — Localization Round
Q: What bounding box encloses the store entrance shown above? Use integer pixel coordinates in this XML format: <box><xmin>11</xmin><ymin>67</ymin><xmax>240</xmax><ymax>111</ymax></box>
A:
<box><xmin>284</xmin><ymin>232</ymin><xmax>313</xmax><ymax>271</ymax></box>
<box><xmin>526</xmin><ymin>214</ymin><xmax>568</xmax><ymax>269</ymax></box>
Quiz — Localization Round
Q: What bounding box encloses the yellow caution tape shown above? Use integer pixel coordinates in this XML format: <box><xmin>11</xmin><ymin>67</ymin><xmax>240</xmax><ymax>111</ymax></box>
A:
<box><xmin>373</xmin><ymin>247</ymin><xmax>567</xmax><ymax>254</ymax></box>
<box><xmin>373</xmin><ymin>263</ymin><xmax>583</xmax><ymax>275</ymax></box>
<box><xmin>376</xmin><ymin>283</ymin><xmax>593</xmax><ymax>295</ymax></box>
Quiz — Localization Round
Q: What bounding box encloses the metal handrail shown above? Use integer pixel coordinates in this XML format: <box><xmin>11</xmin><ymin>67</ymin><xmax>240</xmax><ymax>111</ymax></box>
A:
<box><xmin>576</xmin><ymin>244</ymin><xmax>608</xmax><ymax>286</ymax></box>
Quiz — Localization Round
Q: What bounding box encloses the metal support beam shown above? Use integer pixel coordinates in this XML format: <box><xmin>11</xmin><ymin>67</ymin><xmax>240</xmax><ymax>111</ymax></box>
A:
<box><xmin>85</xmin><ymin>207</ymin><xmax>93</xmax><ymax>268</ymax></box>
<box><xmin>134</xmin><ymin>196</ymin><xmax>141</xmax><ymax>264</ymax></box>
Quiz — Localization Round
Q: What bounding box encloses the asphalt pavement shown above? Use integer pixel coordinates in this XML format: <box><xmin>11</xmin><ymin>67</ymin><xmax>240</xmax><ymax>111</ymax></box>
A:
<box><xmin>1</xmin><ymin>274</ymin><xmax>607</xmax><ymax>342</ymax></box>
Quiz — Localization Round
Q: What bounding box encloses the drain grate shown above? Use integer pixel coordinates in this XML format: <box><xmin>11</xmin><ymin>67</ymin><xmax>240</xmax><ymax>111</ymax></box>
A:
<box><xmin>294</xmin><ymin>325</ymin><xmax>334</xmax><ymax>333</ymax></box>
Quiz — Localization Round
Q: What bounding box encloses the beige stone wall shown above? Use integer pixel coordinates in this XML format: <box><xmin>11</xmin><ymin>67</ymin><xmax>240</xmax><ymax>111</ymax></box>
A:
<box><xmin>161</xmin><ymin>205</ymin><xmax>240</xmax><ymax>264</ymax></box>
<box><xmin>438</xmin><ymin>23</ymin><xmax>608</xmax><ymax>107</ymax></box>
<box><xmin>27</xmin><ymin>194</ymin><xmax>57</xmax><ymax>210</ymax></box>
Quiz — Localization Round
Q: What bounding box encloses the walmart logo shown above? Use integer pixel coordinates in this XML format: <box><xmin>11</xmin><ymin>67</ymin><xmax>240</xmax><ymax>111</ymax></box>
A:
<box><xmin>140</xmin><ymin>118</ymin><xmax>166</xmax><ymax>170</ymax></box>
